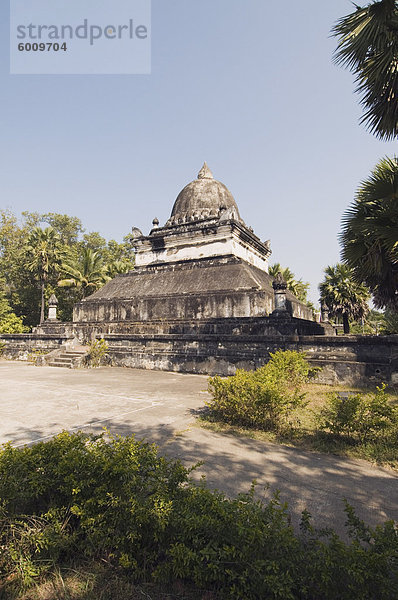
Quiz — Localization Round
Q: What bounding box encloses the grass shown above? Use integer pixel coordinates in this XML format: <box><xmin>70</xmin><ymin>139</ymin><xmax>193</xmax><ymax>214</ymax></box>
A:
<box><xmin>199</xmin><ymin>383</ymin><xmax>398</xmax><ymax>471</ymax></box>
<box><xmin>3</xmin><ymin>562</ymin><xmax>212</xmax><ymax>600</ymax></box>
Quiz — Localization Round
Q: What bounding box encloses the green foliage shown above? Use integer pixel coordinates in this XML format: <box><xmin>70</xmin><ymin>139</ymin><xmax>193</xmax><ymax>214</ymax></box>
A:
<box><xmin>349</xmin><ymin>309</ymin><xmax>385</xmax><ymax>335</ymax></box>
<box><xmin>340</xmin><ymin>157</ymin><xmax>398</xmax><ymax>311</ymax></box>
<box><xmin>207</xmin><ymin>351</ymin><xmax>317</xmax><ymax>431</ymax></box>
<box><xmin>319</xmin><ymin>263</ymin><xmax>370</xmax><ymax>333</ymax></box>
<box><xmin>25</xmin><ymin>226</ymin><xmax>63</xmax><ymax>324</ymax></box>
<box><xmin>58</xmin><ymin>247</ymin><xmax>110</xmax><ymax>299</ymax></box>
<box><xmin>0</xmin><ymin>286</ymin><xmax>28</xmax><ymax>333</ymax></box>
<box><xmin>269</xmin><ymin>263</ymin><xmax>310</xmax><ymax>303</ymax></box>
<box><xmin>0</xmin><ymin>431</ymin><xmax>397</xmax><ymax>600</ymax></box>
<box><xmin>318</xmin><ymin>384</ymin><xmax>398</xmax><ymax>442</ymax></box>
<box><xmin>0</xmin><ymin>313</ymin><xmax>28</xmax><ymax>334</ymax></box>
<box><xmin>381</xmin><ymin>309</ymin><xmax>398</xmax><ymax>334</ymax></box>
<box><xmin>333</xmin><ymin>0</ymin><xmax>398</xmax><ymax>140</ymax></box>
<box><xmin>0</xmin><ymin>209</ymin><xmax>134</xmax><ymax>326</ymax></box>
<box><xmin>88</xmin><ymin>338</ymin><xmax>109</xmax><ymax>367</ymax></box>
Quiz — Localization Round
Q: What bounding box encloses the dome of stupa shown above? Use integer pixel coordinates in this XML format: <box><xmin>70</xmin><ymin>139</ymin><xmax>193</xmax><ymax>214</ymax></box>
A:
<box><xmin>168</xmin><ymin>163</ymin><xmax>241</xmax><ymax>225</ymax></box>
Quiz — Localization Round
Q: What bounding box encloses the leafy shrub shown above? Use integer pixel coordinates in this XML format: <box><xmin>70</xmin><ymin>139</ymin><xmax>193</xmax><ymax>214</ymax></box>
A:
<box><xmin>0</xmin><ymin>288</ymin><xmax>28</xmax><ymax>333</ymax></box>
<box><xmin>207</xmin><ymin>350</ymin><xmax>317</xmax><ymax>431</ymax></box>
<box><xmin>88</xmin><ymin>338</ymin><xmax>109</xmax><ymax>367</ymax></box>
<box><xmin>0</xmin><ymin>312</ymin><xmax>28</xmax><ymax>334</ymax></box>
<box><xmin>318</xmin><ymin>384</ymin><xmax>398</xmax><ymax>442</ymax></box>
<box><xmin>0</xmin><ymin>431</ymin><xmax>397</xmax><ymax>599</ymax></box>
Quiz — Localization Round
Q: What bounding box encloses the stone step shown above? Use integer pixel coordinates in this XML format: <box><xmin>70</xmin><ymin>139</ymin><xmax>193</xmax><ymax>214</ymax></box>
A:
<box><xmin>48</xmin><ymin>360</ymin><xmax>73</xmax><ymax>368</ymax></box>
<box><xmin>45</xmin><ymin>347</ymin><xmax>89</xmax><ymax>369</ymax></box>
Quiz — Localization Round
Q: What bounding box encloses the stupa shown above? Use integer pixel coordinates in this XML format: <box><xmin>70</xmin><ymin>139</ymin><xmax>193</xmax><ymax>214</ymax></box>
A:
<box><xmin>73</xmin><ymin>163</ymin><xmax>312</xmax><ymax>327</ymax></box>
<box><xmin>16</xmin><ymin>164</ymin><xmax>394</xmax><ymax>386</ymax></box>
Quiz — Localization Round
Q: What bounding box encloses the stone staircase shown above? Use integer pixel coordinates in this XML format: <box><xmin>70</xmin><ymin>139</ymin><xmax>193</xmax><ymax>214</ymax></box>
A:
<box><xmin>47</xmin><ymin>347</ymin><xmax>89</xmax><ymax>369</ymax></box>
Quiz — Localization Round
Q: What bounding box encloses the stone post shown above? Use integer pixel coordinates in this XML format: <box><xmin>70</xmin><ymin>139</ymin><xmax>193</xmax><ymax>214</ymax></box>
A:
<box><xmin>47</xmin><ymin>294</ymin><xmax>58</xmax><ymax>321</ymax></box>
<box><xmin>321</xmin><ymin>303</ymin><xmax>329</xmax><ymax>323</ymax></box>
<box><xmin>272</xmin><ymin>272</ymin><xmax>288</xmax><ymax>314</ymax></box>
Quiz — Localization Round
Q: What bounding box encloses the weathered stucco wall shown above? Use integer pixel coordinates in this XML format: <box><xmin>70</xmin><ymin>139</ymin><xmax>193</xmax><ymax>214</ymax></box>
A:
<box><xmin>99</xmin><ymin>333</ymin><xmax>397</xmax><ymax>386</ymax></box>
<box><xmin>0</xmin><ymin>334</ymin><xmax>73</xmax><ymax>360</ymax></box>
<box><xmin>73</xmin><ymin>257</ymin><xmax>313</xmax><ymax>324</ymax></box>
<box><xmin>2</xmin><ymin>326</ymin><xmax>396</xmax><ymax>387</ymax></box>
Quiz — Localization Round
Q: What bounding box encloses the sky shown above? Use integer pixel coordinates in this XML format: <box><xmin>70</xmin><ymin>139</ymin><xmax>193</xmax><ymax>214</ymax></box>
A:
<box><xmin>1</xmin><ymin>0</ymin><xmax>396</xmax><ymax>305</ymax></box>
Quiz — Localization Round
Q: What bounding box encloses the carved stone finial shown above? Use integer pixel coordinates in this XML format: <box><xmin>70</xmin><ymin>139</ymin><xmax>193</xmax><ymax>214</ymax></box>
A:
<box><xmin>131</xmin><ymin>227</ymin><xmax>143</xmax><ymax>240</ymax></box>
<box><xmin>272</xmin><ymin>272</ymin><xmax>288</xmax><ymax>291</ymax></box>
<box><xmin>152</xmin><ymin>217</ymin><xmax>159</xmax><ymax>229</ymax></box>
<box><xmin>48</xmin><ymin>294</ymin><xmax>58</xmax><ymax>306</ymax></box>
<box><xmin>197</xmin><ymin>162</ymin><xmax>214</xmax><ymax>180</ymax></box>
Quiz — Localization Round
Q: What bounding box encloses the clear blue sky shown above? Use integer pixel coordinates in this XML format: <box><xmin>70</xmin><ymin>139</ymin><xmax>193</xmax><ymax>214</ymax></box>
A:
<box><xmin>1</xmin><ymin>1</ymin><xmax>396</xmax><ymax>305</ymax></box>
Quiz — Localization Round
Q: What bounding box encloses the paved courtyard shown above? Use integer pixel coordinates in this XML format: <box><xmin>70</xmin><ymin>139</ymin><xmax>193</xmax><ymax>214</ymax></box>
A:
<box><xmin>1</xmin><ymin>360</ymin><xmax>397</xmax><ymax>535</ymax></box>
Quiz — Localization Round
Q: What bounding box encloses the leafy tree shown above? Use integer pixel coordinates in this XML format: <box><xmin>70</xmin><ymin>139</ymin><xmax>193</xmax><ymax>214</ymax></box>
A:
<box><xmin>0</xmin><ymin>210</ymin><xmax>135</xmax><ymax>324</ymax></box>
<box><xmin>0</xmin><ymin>285</ymin><xmax>28</xmax><ymax>333</ymax></box>
<box><xmin>40</xmin><ymin>212</ymin><xmax>84</xmax><ymax>245</ymax></box>
<box><xmin>333</xmin><ymin>0</ymin><xmax>398</xmax><ymax>140</ymax></box>
<box><xmin>58</xmin><ymin>247</ymin><xmax>110</xmax><ymax>298</ymax></box>
<box><xmin>269</xmin><ymin>263</ymin><xmax>310</xmax><ymax>303</ymax></box>
<box><xmin>81</xmin><ymin>230</ymin><xmax>107</xmax><ymax>253</ymax></box>
<box><xmin>340</xmin><ymin>156</ymin><xmax>398</xmax><ymax>311</ymax></box>
<box><xmin>380</xmin><ymin>308</ymin><xmax>398</xmax><ymax>333</ymax></box>
<box><xmin>25</xmin><ymin>227</ymin><xmax>62</xmax><ymax>324</ymax></box>
<box><xmin>319</xmin><ymin>263</ymin><xmax>370</xmax><ymax>333</ymax></box>
<box><xmin>104</xmin><ymin>258</ymin><xmax>132</xmax><ymax>279</ymax></box>
<box><xmin>349</xmin><ymin>308</ymin><xmax>385</xmax><ymax>334</ymax></box>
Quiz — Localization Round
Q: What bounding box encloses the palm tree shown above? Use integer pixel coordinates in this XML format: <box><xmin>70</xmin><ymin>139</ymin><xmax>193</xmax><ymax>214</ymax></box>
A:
<box><xmin>340</xmin><ymin>156</ymin><xmax>398</xmax><ymax>310</ymax></box>
<box><xmin>58</xmin><ymin>248</ymin><xmax>109</xmax><ymax>298</ymax></box>
<box><xmin>269</xmin><ymin>263</ymin><xmax>309</xmax><ymax>303</ymax></box>
<box><xmin>319</xmin><ymin>264</ymin><xmax>370</xmax><ymax>334</ymax></box>
<box><xmin>25</xmin><ymin>227</ymin><xmax>62</xmax><ymax>324</ymax></box>
<box><xmin>333</xmin><ymin>0</ymin><xmax>398</xmax><ymax>140</ymax></box>
<box><xmin>104</xmin><ymin>258</ymin><xmax>131</xmax><ymax>279</ymax></box>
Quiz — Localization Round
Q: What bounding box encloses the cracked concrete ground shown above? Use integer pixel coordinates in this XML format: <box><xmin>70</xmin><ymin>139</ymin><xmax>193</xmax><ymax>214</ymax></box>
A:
<box><xmin>1</xmin><ymin>360</ymin><xmax>397</xmax><ymax>535</ymax></box>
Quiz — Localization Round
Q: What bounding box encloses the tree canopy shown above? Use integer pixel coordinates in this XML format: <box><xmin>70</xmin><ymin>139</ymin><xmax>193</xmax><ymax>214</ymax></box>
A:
<box><xmin>333</xmin><ymin>0</ymin><xmax>398</xmax><ymax>140</ymax></box>
<box><xmin>269</xmin><ymin>263</ymin><xmax>310</xmax><ymax>304</ymax></box>
<box><xmin>340</xmin><ymin>156</ymin><xmax>398</xmax><ymax>310</ymax></box>
<box><xmin>319</xmin><ymin>263</ymin><xmax>370</xmax><ymax>333</ymax></box>
<box><xmin>0</xmin><ymin>210</ymin><xmax>134</xmax><ymax>328</ymax></box>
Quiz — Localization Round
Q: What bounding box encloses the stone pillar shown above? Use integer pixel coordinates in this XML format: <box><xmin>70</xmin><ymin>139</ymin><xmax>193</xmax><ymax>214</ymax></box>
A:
<box><xmin>47</xmin><ymin>294</ymin><xmax>58</xmax><ymax>321</ymax></box>
<box><xmin>321</xmin><ymin>303</ymin><xmax>329</xmax><ymax>323</ymax></box>
<box><xmin>272</xmin><ymin>273</ymin><xmax>288</xmax><ymax>314</ymax></box>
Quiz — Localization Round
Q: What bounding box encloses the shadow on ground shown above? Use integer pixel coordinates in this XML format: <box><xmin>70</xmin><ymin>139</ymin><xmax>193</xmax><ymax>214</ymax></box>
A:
<box><xmin>4</xmin><ymin>414</ymin><xmax>398</xmax><ymax>537</ymax></box>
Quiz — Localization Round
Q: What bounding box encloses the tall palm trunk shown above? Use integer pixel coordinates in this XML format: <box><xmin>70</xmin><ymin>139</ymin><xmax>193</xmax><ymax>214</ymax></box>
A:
<box><xmin>40</xmin><ymin>280</ymin><xmax>45</xmax><ymax>324</ymax></box>
<box><xmin>343</xmin><ymin>313</ymin><xmax>350</xmax><ymax>334</ymax></box>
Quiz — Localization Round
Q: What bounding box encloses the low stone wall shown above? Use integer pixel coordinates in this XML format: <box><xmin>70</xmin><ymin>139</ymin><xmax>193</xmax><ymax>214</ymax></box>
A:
<box><xmin>101</xmin><ymin>332</ymin><xmax>397</xmax><ymax>386</ymax></box>
<box><xmin>0</xmin><ymin>333</ymin><xmax>73</xmax><ymax>361</ymax></box>
<box><xmin>2</xmin><ymin>328</ymin><xmax>397</xmax><ymax>387</ymax></box>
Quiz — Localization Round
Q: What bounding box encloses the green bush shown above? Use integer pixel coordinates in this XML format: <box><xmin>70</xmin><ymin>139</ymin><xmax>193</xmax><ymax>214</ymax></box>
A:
<box><xmin>206</xmin><ymin>350</ymin><xmax>317</xmax><ymax>431</ymax></box>
<box><xmin>318</xmin><ymin>384</ymin><xmax>398</xmax><ymax>442</ymax></box>
<box><xmin>0</xmin><ymin>312</ymin><xmax>28</xmax><ymax>334</ymax></box>
<box><xmin>0</xmin><ymin>288</ymin><xmax>28</xmax><ymax>333</ymax></box>
<box><xmin>0</xmin><ymin>431</ymin><xmax>397</xmax><ymax>599</ymax></box>
<box><xmin>88</xmin><ymin>338</ymin><xmax>109</xmax><ymax>367</ymax></box>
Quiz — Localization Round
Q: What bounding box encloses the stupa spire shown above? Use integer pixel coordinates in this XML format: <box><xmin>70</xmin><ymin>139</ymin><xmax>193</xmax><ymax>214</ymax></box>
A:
<box><xmin>197</xmin><ymin>162</ymin><xmax>214</xmax><ymax>180</ymax></box>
